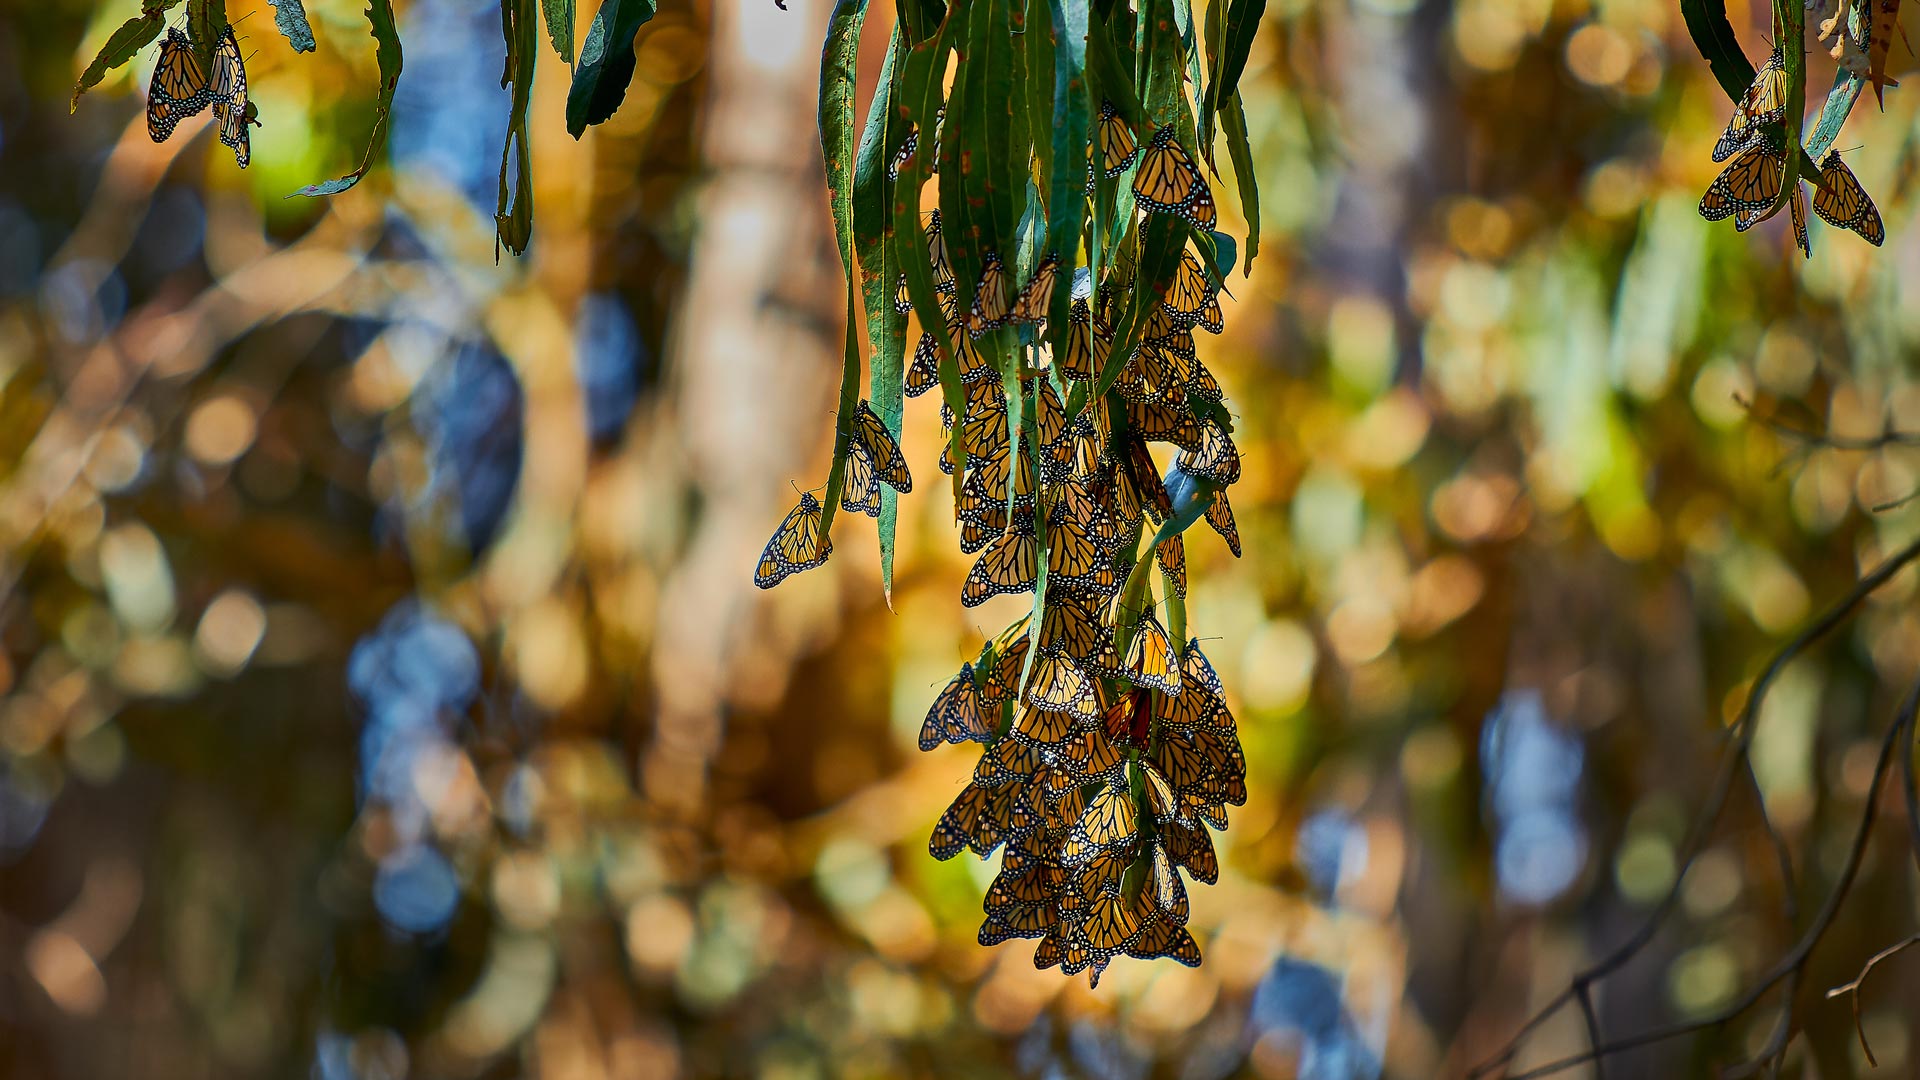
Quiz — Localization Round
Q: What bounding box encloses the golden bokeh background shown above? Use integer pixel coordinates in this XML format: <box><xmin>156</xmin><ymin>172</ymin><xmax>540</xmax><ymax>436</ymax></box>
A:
<box><xmin>3</xmin><ymin>0</ymin><xmax>1920</xmax><ymax>1075</ymax></box>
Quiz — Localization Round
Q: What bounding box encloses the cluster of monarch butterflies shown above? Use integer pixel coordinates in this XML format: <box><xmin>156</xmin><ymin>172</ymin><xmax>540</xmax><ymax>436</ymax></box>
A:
<box><xmin>148</xmin><ymin>24</ymin><xmax>254</xmax><ymax>168</ymax></box>
<box><xmin>756</xmin><ymin>100</ymin><xmax>1247</xmax><ymax>986</ymax></box>
<box><xmin>1698</xmin><ymin>48</ymin><xmax>1884</xmax><ymax>251</ymax></box>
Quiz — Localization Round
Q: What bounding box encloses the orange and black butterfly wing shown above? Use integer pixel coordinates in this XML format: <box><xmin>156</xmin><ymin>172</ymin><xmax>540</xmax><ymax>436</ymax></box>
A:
<box><xmin>147</xmin><ymin>28</ymin><xmax>213</xmax><ymax>142</ymax></box>
<box><xmin>754</xmin><ymin>492</ymin><xmax>831</xmax><ymax>588</ymax></box>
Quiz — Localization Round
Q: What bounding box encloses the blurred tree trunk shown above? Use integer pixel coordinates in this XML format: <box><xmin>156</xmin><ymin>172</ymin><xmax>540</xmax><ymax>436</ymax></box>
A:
<box><xmin>646</xmin><ymin>0</ymin><xmax>846</xmax><ymax>814</ymax></box>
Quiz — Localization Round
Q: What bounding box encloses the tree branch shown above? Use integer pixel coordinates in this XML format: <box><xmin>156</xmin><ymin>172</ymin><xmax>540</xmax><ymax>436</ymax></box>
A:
<box><xmin>1470</xmin><ymin>537</ymin><xmax>1920</xmax><ymax>1079</ymax></box>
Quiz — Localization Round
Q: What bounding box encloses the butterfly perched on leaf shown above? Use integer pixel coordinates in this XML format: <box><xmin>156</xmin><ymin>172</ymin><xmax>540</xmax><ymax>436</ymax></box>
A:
<box><xmin>1810</xmin><ymin>151</ymin><xmax>1885</xmax><ymax>246</ymax></box>
<box><xmin>918</xmin><ymin>663</ymin><xmax>993</xmax><ymax>750</ymax></box>
<box><xmin>209</xmin><ymin>24</ymin><xmax>252</xmax><ymax>168</ymax></box>
<box><xmin>1713</xmin><ymin>50</ymin><xmax>1786</xmax><ymax>163</ymax></box>
<box><xmin>1698</xmin><ymin>143</ymin><xmax>1784</xmax><ymax>222</ymax></box>
<box><xmin>1134</xmin><ymin>126</ymin><xmax>1216</xmax><ymax>230</ymax></box>
<box><xmin>968</xmin><ymin>252</ymin><xmax>1013</xmax><ymax>337</ymax></box>
<box><xmin>841</xmin><ymin>400</ymin><xmax>912</xmax><ymax>517</ymax></box>
<box><xmin>148</xmin><ymin>27</ymin><xmax>214</xmax><ymax>142</ymax></box>
<box><xmin>754</xmin><ymin>491</ymin><xmax>831</xmax><ymax>589</ymax></box>
<box><xmin>1008</xmin><ymin>254</ymin><xmax>1061</xmax><ymax>325</ymax></box>
<box><xmin>1086</xmin><ymin>99</ymin><xmax>1140</xmax><ymax>193</ymax></box>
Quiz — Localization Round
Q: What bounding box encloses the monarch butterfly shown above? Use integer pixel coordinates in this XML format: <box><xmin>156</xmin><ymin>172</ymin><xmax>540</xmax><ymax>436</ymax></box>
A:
<box><xmin>1699</xmin><ymin>144</ymin><xmax>1783</xmax><ymax>222</ymax></box>
<box><xmin>1126</xmin><ymin>398</ymin><xmax>1204</xmax><ymax>453</ymax></box>
<box><xmin>148</xmin><ymin>28</ymin><xmax>214</xmax><ymax>142</ymax></box>
<box><xmin>1082</xmin><ymin>889</ymin><xmax>1148</xmax><ymax>962</ymax></box>
<box><xmin>1810</xmin><ymin>151</ymin><xmax>1885</xmax><ymax>246</ymax></box>
<box><xmin>1032</xmin><ymin>375</ymin><xmax>1067</xmax><ymax>450</ymax></box>
<box><xmin>974</xmin><ymin>734</ymin><xmax>1046</xmax><ymax>788</ymax></box>
<box><xmin>1128</xmin><ymin>910</ymin><xmax>1202</xmax><ymax>965</ymax></box>
<box><xmin>1163</xmin><ymin>818</ymin><xmax>1219</xmax><ymax>884</ymax></box>
<box><xmin>919</xmin><ymin>663</ymin><xmax>993</xmax><ymax>750</ymax></box>
<box><xmin>1138</xmin><ymin>760</ymin><xmax>1186</xmax><ymax>827</ymax></box>
<box><xmin>968</xmin><ymin>253</ymin><xmax>1013</xmax><ymax>336</ymax></box>
<box><xmin>1133</xmin><ymin>126</ymin><xmax>1216</xmax><ymax>230</ymax></box>
<box><xmin>1039</xmin><ymin>578</ymin><xmax>1108</xmax><ymax>663</ymax></box>
<box><xmin>1178</xmin><ymin>420</ymin><xmax>1241</xmax><ymax>486</ymax></box>
<box><xmin>1186</xmin><ymin>792</ymin><xmax>1230</xmax><ymax>830</ymax></box>
<box><xmin>1157</xmin><ymin>676</ymin><xmax>1218</xmax><ymax>733</ymax></box>
<box><xmin>1182</xmin><ymin>640</ymin><xmax>1226</xmax><ymax>702</ymax></box>
<box><xmin>1059</xmin><ymin>729</ymin><xmax>1128</xmax><ymax>790</ymax></box>
<box><xmin>1023</xmin><ymin>651</ymin><xmax>1093</xmax><ymax>715</ymax></box>
<box><xmin>1121</xmin><ymin>433</ymin><xmax>1177</xmax><ymax>523</ymax></box>
<box><xmin>1125</xmin><ymin>609</ymin><xmax>1181</xmax><ymax>695</ymax></box>
<box><xmin>1148</xmin><ymin>840</ymin><xmax>1190</xmax><ymax>925</ymax></box>
<box><xmin>1195</xmin><ymin>292</ymin><xmax>1224</xmax><ymax>335</ymax></box>
<box><xmin>1153</xmin><ymin>728</ymin><xmax>1214</xmax><ymax>803</ymax></box>
<box><xmin>207</xmin><ymin>25</ymin><xmax>252</xmax><ymax>168</ymax></box>
<box><xmin>962</xmin><ymin>515</ymin><xmax>1039</xmax><ymax>606</ymax></box>
<box><xmin>1063</xmin><ymin>782</ymin><xmax>1139</xmax><ymax>865</ymax></box>
<box><xmin>893</xmin><ymin>210</ymin><xmax>955</xmax><ymax>313</ymax></box>
<box><xmin>1160</xmin><ymin>249</ymin><xmax>1219</xmax><ymax>326</ymax></box>
<box><xmin>841</xmin><ymin>399</ymin><xmax>912</xmax><ymax>518</ymax></box>
<box><xmin>988</xmin><ymin>856</ymin><xmax>1065</xmax><ymax>907</ymax></box>
<box><xmin>1713</xmin><ymin>50</ymin><xmax>1786</xmax><ymax>163</ymax></box>
<box><xmin>888</xmin><ymin>125</ymin><xmax>918</xmax><ymax>182</ymax></box>
<box><xmin>754</xmin><ymin>491</ymin><xmax>831</xmax><ymax>588</ymax></box>
<box><xmin>1060</xmin><ymin>299</ymin><xmax>1113</xmax><ymax>383</ymax></box>
<box><xmin>1204</xmin><ymin>489</ymin><xmax>1242</xmax><ymax>557</ymax></box>
<box><xmin>1187</xmin><ymin>358</ymin><xmax>1223</xmax><ymax>403</ymax></box>
<box><xmin>1008</xmin><ymin>254</ymin><xmax>1061</xmax><ymax>325</ymax></box>
<box><xmin>960</xmin><ymin>444</ymin><xmax>1035</xmax><ymax>528</ymax></box>
<box><xmin>978</xmin><ymin>902</ymin><xmax>1055</xmax><ymax>947</ymax></box>
<box><xmin>1100</xmin><ymin>687</ymin><xmax>1152</xmax><ymax>749</ymax></box>
<box><xmin>1012</xmin><ymin>699</ymin><xmax>1079</xmax><ymax>746</ymax></box>
<box><xmin>931</xmin><ymin>782</ymin><xmax>1028</xmax><ymax>859</ymax></box>
<box><xmin>1095</xmin><ymin>100</ymin><xmax>1140</xmax><ymax>179</ymax></box>
<box><xmin>1156</xmin><ymin>533</ymin><xmax>1187</xmax><ymax>600</ymax></box>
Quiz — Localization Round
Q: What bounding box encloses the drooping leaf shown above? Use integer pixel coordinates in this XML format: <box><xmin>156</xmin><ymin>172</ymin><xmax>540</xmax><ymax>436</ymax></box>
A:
<box><xmin>269</xmin><ymin>0</ymin><xmax>317</xmax><ymax>53</ymax></box>
<box><xmin>1198</xmin><ymin>0</ymin><xmax>1262</xmax><ymax>152</ymax></box>
<box><xmin>565</xmin><ymin>0</ymin><xmax>657</xmax><ymax>137</ymax></box>
<box><xmin>1868</xmin><ymin>0</ymin><xmax>1901</xmax><ymax>107</ymax></box>
<box><xmin>1218</xmin><ymin>94</ymin><xmax>1258</xmax><ymax>272</ymax></box>
<box><xmin>496</xmin><ymin>0</ymin><xmax>537</xmax><ymax>256</ymax></box>
<box><xmin>71</xmin><ymin>0</ymin><xmax>185</xmax><ymax>112</ymax></box>
<box><xmin>544</xmin><ymin>0</ymin><xmax>574</xmax><ymax>64</ymax></box>
<box><xmin>853</xmin><ymin>29</ymin><xmax>908</xmax><ymax>600</ymax></box>
<box><xmin>813</xmin><ymin>0</ymin><xmax>870</xmax><ymax>547</ymax></box>
<box><xmin>291</xmin><ymin>0</ymin><xmax>402</xmax><ymax>197</ymax></box>
<box><xmin>891</xmin><ymin>15</ymin><xmax>964</xmax><ymax>504</ymax></box>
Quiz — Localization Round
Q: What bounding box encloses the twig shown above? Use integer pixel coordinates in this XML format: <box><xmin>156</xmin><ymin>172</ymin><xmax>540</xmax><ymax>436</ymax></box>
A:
<box><xmin>1824</xmin><ymin>934</ymin><xmax>1920</xmax><ymax>1067</ymax></box>
<box><xmin>1493</xmin><ymin>682</ymin><xmax>1918</xmax><ymax>1080</ymax></box>
<box><xmin>1738</xmin><ymin>393</ymin><xmax>1920</xmax><ymax>453</ymax></box>
<box><xmin>1468</xmin><ymin>538</ymin><xmax>1920</xmax><ymax>1079</ymax></box>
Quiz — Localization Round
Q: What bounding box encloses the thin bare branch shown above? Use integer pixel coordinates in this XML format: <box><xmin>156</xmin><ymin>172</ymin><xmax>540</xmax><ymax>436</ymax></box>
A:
<box><xmin>1824</xmin><ymin>934</ymin><xmax>1920</xmax><ymax>1067</ymax></box>
<box><xmin>1485</xmin><ymin>680</ymin><xmax>1920</xmax><ymax>1080</ymax></box>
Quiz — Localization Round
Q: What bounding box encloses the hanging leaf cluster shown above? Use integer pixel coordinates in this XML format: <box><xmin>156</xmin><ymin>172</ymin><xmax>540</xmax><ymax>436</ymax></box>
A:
<box><xmin>72</xmin><ymin>0</ymin><xmax>657</xmax><ymax>254</ymax></box>
<box><xmin>753</xmin><ymin>0</ymin><xmax>1267</xmax><ymax>987</ymax></box>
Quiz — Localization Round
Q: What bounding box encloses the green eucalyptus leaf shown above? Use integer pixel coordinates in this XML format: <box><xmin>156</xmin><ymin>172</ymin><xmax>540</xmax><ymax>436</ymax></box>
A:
<box><xmin>269</xmin><ymin>0</ymin><xmax>317</xmax><ymax>53</ymax></box>
<box><xmin>565</xmin><ymin>0</ymin><xmax>657</xmax><ymax>136</ymax></box>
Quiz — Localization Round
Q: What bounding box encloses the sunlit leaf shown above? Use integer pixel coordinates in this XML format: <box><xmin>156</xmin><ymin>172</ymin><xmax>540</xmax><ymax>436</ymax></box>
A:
<box><xmin>71</xmin><ymin>0</ymin><xmax>184</xmax><ymax>112</ymax></box>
